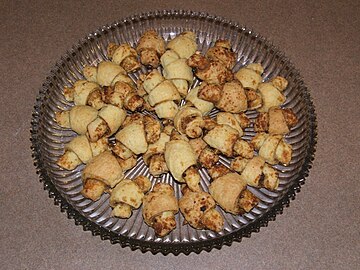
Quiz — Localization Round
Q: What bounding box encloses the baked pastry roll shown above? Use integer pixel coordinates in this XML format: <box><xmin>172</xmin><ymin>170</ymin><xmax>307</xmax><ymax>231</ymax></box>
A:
<box><xmin>63</xmin><ymin>80</ymin><xmax>104</xmax><ymax>110</ymax></box>
<box><xmin>269</xmin><ymin>76</ymin><xmax>288</xmax><ymax>91</ymax></box>
<box><xmin>179</xmin><ymin>189</ymin><xmax>224</xmax><ymax>232</ymax></box>
<box><xmin>217</xmin><ymin>81</ymin><xmax>248</xmax><ymax>113</ymax></box>
<box><xmin>197</xmin><ymin>81</ymin><xmax>248</xmax><ymax>113</ymax></box>
<box><xmin>55</xmin><ymin>105</ymin><xmax>98</xmax><ymax>135</ymax></box>
<box><xmin>84</xmin><ymin>60</ymin><xmax>144</xmax><ymax>111</ymax></box>
<box><xmin>154</xmin><ymin>101</ymin><xmax>179</xmax><ymax>119</ymax></box>
<box><xmin>87</xmin><ymin>105</ymin><xmax>126</xmax><ymax>142</ymax></box>
<box><xmin>110</xmin><ymin>178</ymin><xmax>148</xmax><ymax>218</ymax></box>
<box><xmin>174</xmin><ymin>106</ymin><xmax>205</xmax><ymax>139</ymax></box>
<box><xmin>143</xmin><ymin>132</ymin><xmax>170</xmax><ymax>176</ymax></box>
<box><xmin>143</xmin><ymin>115</ymin><xmax>161</xmax><ymax>143</ymax></box>
<box><xmin>133</xmin><ymin>175</ymin><xmax>152</xmax><ymax>194</ymax></box>
<box><xmin>166</xmin><ymin>31</ymin><xmax>197</xmax><ymax>59</ymax></box>
<box><xmin>188</xmin><ymin>137</ymin><xmax>207</xmax><ymax>158</ymax></box>
<box><xmin>107</xmin><ymin>43</ymin><xmax>140</xmax><ymax>73</ymax></box>
<box><xmin>235</xmin><ymin>63</ymin><xmax>264</xmax><ymax>90</ymax></box>
<box><xmin>185</xmin><ymin>85</ymin><xmax>214</xmax><ymax>115</ymax></box>
<box><xmin>164</xmin><ymin>140</ymin><xmax>197</xmax><ymax>182</ymax></box>
<box><xmin>231</xmin><ymin>156</ymin><xmax>279</xmax><ymax>190</ymax></box>
<box><xmin>136</xmin><ymin>29</ymin><xmax>166</xmax><ymax>68</ymax></box>
<box><xmin>115</xmin><ymin>117</ymin><xmax>148</xmax><ymax>155</ymax></box>
<box><xmin>203</xmin><ymin>124</ymin><xmax>239</xmax><ymax>157</ymax></box>
<box><xmin>142</xmin><ymin>183</ymin><xmax>179</xmax><ymax>237</ymax></box>
<box><xmin>198</xmin><ymin>147</ymin><xmax>219</xmax><ymax>169</ymax></box>
<box><xmin>216</xmin><ymin>112</ymin><xmax>244</xmax><ymax>136</ymax></box>
<box><xmin>187</xmin><ymin>52</ymin><xmax>233</xmax><ymax>85</ymax></box>
<box><xmin>116</xmin><ymin>156</ymin><xmax>137</xmax><ymax>172</ymax></box>
<box><xmin>207</xmin><ymin>164</ymin><xmax>231</xmax><ymax>180</ymax></box>
<box><xmin>232</xmin><ymin>139</ymin><xmax>254</xmax><ymax>159</ymax></box>
<box><xmin>81</xmin><ymin>151</ymin><xmax>124</xmax><ymax>201</ymax></box>
<box><xmin>205</xmin><ymin>40</ymin><xmax>236</xmax><ymax>70</ymax></box>
<box><xmin>102</xmin><ymin>81</ymin><xmax>144</xmax><ymax>112</ymax></box>
<box><xmin>245</xmin><ymin>88</ymin><xmax>263</xmax><ymax>110</ymax></box>
<box><xmin>57</xmin><ymin>135</ymin><xmax>108</xmax><ymax>170</ymax></box>
<box><xmin>148</xmin><ymin>80</ymin><xmax>181</xmax><ymax>106</ymax></box>
<box><xmin>83</xmin><ymin>61</ymin><xmax>126</xmax><ymax>87</ymax></box>
<box><xmin>138</xmin><ymin>70</ymin><xmax>181</xmax><ymax>119</ymax></box>
<box><xmin>111</xmin><ymin>141</ymin><xmax>134</xmax><ymax>160</ymax></box>
<box><xmin>257</xmin><ymin>78</ymin><xmax>287</xmax><ymax>112</ymax></box>
<box><xmin>197</xmin><ymin>83</ymin><xmax>222</xmax><ymax>104</ymax></box>
<box><xmin>234</xmin><ymin>112</ymin><xmax>251</xmax><ymax>130</ymax></box>
<box><xmin>209</xmin><ymin>172</ymin><xmax>259</xmax><ymax>214</ymax></box>
<box><xmin>161</xmin><ymin>52</ymin><xmax>194</xmax><ymax>97</ymax></box>
<box><xmin>255</xmin><ymin>107</ymin><xmax>298</xmax><ymax>135</ymax></box>
<box><xmin>251</xmin><ymin>132</ymin><xmax>293</xmax><ymax>165</ymax></box>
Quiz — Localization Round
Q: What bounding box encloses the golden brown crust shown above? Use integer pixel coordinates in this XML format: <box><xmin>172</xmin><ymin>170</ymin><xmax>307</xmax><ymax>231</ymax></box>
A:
<box><xmin>209</xmin><ymin>173</ymin><xmax>248</xmax><ymax>214</ymax></box>
<box><xmin>82</xmin><ymin>151</ymin><xmax>124</xmax><ymax>189</ymax></box>
<box><xmin>179</xmin><ymin>190</ymin><xmax>223</xmax><ymax>231</ymax></box>
<box><xmin>164</xmin><ymin>140</ymin><xmax>197</xmax><ymax>182</ymax></box>
<box><xmin>199</xmin><ymin>147</ymin><xmax>219</xmax><ymax>169</ymax></box>
<box><xmin>205</xmin><ymin>40</ymin><xmax>236</xmax><ymax>70</ymax></box>
<box><xmin>142</xmin><ymin>183</ymin><xmax>178</xmax><ymax>236</ymax></box>
<box><xmin>216</xmin><ymin>81</ymin><xmax>248</xmax><ymax>113</ymax></box>
<box><xmin>203</xmin><ymin>124</ymin><xmax>239</xmax><ymax>157</ymax></box>
<box><xmin>207</xmin><ymin>164</ymin><xmax>231</xmax><ymax>180</ymax></box>
<box><xmin>136</xmin><ymin>29</ymin><xmax>166</xmax><ymax>68</ymax></box>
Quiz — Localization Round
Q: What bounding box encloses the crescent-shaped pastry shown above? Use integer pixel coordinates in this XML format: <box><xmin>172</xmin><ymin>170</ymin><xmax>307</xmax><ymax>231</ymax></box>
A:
<box><xmin>84</xmin><ymin>61</ymin><xmax>126</xmax><ymax>87</ymax></box>
<box><xmin>111</xmin><ymin>141</ymin><xmax>134</xmax><ymax>160</ymax></box>
<box><xmin>231</xmin><ymin>156</ymin><xmax>279</xmax><ymax>190</ymax></box>
<box><xmin>162</xmin><ymin>58</ymin><xmax>193</xmax><ymax>94</ymax></box>
<box><xmin>234</xmin><ymin>63</ymin><xmax>263</xmax><ymax>90</ymax></box>
<box><xmin>257</xmin><ymin>82</ymin><xmax>286</xmax><ymax>112</ymax></box>
<box><xmin>209</xmin><ymin>173</ymin><xmax>258</xmax><ymax>214</ymax></box>
<box><xmin>81</xmin><ymin>151</ymin><xmax>124</xmax><ymax>201</ymax></box>
<box><xmin>251</xmin><ymin>133</ymin><xmax>293</xmax><ymax>165</ymax></box>
<box><xmin>57</xmin><ymin>135</ymin><xmax>108</xmax><ymax>170</ymax></box>
<box><xmin>188</xmin><ymin>56</ymin><xmax>233</xmax><ymax>85</ymax></box>
<box><xmin>179</xmin><ymin>190</ymin><xmax>224</xmax><ymax>232</ymax></box>
<box><xmin>143</xmin><ymin>115</ymin><xmax>161</xmax><ymax>144</ymax></box>
<box><xmin>107</xmin><ymin>43</ymin><xmax>140</xmax><ymax>73</ymax></box>
<box><xmin>147</xmin><ymin>80</ymin><xmax>181</xmax><ymax>106</ymax></box>
<box><xmin>87</xmin><ymin>105</ymin><xmax>126</xmax><ymax>142</ymax></box>
<box><xmin>142</xmin><ymin>183</ymin><xmax>179</xmax><ymax>237</ymax></box>
<box><xmin>188</xmin><ymin>137</ymin><xmax>207</xmax><ymax>159</ymax></box>
<box><xmin>154</xmin><ymin>100</ymin><xmax>179</xmax><ymax>119</ymax></box>
<box><xmin>136</xmin><ymin>29</ymin><xmax>166</xmax><ymax>68</ymax></box>
<box><xmin>133</xmin><ymin>175</ymin><xmax>152</xmax><ymax>194</ymax></box>
<box><xmin>198</xmin><ymin>147</ymin><xmax>219</xmax><ymax>169</ymax></box>
<box><xmin>232</xmin><ymin>139</ymin><xmax>254</xmax><ymax>159</ymax></box>
<box><xmin>110</xmin><ymin>179</ymin><xmax>145</xmax><ymax>218</ymax></box>
<box><xmin>164</xmin><ymin>140</ymin><xmax>197</xmax><ymax>182</ymax></box>
<box><xmin>143</xmin><ymin>132</ymin><xmax>170</xmax><ymax>165</ymax></box>
<box><xmin>216</xmin><ymin>81</ymin><xmax>248</xmax><ymax>113</ymax></box>
<box><xmin>115</xmin><ymin>120</ymin><xmax>148</xmax><ymax>155</ymax></box>
<box><xmin>216</xmin><ymin>112</ymin><xmax>243</xmax><ymax>136</ymax></box>
<box><xmin>174</xmin><ymin>106</ymin><xmax>205</xmax><ymax>138</ymax></box>
<box><xmin>69</xmin><ymin>105</ymin><xmax>99</xmax><ymax>135</ymax></box>
<box><xmin>185</xmin><ymin>85</ymin><xmax>214</xmax><ymax>115</ymax></box>
<box><xmin>205</xmin><ymin>40</ymin><xmax>236</xmax><ymax>70</ymax></box>
<box><xmin>166</xmin><ymin>31</ymin><xmax>197</xmax><ymax>59</ymax></box>
<box><xmin>255</xmin><ymin>107</ymin><xmax>298</xmax><ymax>135</ymax></box>
<box><xmin>64</xmin><ymin>80</ymin><xmax>104</xmax><ymax>110</ymax></box>
<box><xmin>55</xmin><ymin>105</ymin><xmax>98</xmax><ymax>135</ymax></box>
<box><xmin>269</xmin><ymin>76</ymin><xmax>288</xmax><ymax>91</ymax></box>
<box><xmin>203</xmin><ymin>124</ymin><xmax>239</xmax><ymax>157</ymax></box>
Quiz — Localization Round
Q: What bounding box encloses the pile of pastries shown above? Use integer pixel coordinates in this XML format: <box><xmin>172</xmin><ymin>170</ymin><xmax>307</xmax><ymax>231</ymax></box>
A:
<box><xmin>55</xmin><ymin>29</ymin><xmax>298</xmax><ymax>237</ymax></box>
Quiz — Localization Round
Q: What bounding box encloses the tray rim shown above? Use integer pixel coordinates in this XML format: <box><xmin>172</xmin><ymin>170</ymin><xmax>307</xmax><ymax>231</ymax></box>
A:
<box><xmin>30</xmin><ymin>9</ymin><xmax>317</xmax><ymax>255</ymax></box>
